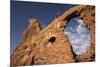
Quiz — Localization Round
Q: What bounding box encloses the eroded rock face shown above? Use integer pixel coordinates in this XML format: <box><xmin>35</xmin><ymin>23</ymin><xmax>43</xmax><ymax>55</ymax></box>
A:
<box><xmin>76</xmin><ymin>6</ymin><xmax>95</xmax><ymax>62</ymax></box>
<box><xmin>11</xmin><ymin>5</ymin><xmax>95</xmax><ymax>66</ymax></box>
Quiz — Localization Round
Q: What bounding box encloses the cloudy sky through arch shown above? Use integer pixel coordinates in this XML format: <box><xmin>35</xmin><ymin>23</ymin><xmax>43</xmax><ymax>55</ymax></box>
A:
<box><xmin>64</xmin><ymin>17</ymin><xmax>90</xmax><ymax>55</ymax></box>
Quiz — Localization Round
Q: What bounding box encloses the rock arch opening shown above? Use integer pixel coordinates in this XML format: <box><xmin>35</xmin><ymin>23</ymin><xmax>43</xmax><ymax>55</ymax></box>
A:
<box><xmin>64</xmin><ymin>16</ymin><xmax>91</xmax><ymax>55</ymax></box>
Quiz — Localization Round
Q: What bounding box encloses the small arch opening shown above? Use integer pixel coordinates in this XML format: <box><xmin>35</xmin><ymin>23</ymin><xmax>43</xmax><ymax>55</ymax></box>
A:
<box><xmin>49</xmin><ymin>37</ymin><xmax>56</xmax><ymax>43</ymax></box>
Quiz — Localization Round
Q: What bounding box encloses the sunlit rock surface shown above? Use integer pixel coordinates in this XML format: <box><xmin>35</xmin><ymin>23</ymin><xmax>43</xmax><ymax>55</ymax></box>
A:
<box><xmin>11</xmin><ymin>5</ymin><xmax>95</xmax><ymax>66</ymax></box>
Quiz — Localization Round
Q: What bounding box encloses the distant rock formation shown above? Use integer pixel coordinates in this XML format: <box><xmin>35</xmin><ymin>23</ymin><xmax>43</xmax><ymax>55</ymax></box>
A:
<box><xmin>11</xmin><ymin>5</ymin><xmax>95</xmax><ymax>66</ymax></box>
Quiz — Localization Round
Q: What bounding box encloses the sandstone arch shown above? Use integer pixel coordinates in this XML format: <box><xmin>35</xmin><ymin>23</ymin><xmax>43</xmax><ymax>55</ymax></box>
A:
<box><xmin>11</xmin><ymin>5</ymin><xmax>95</xmax><ymax>66</ymax></box>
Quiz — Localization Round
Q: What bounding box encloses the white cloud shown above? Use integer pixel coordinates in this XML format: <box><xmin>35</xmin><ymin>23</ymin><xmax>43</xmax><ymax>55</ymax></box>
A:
<box><xmin>81</xmin><ymin>34</ymin><xmax>86</xmax><ymax>38</ymax></box>
<box><xmin>69</xmin><ymin>27</ymin><xmax>73</xmax><ymax>31</ymax></box>
<box><xmin>76</xmin><ymin>24</ymin><xmax>83</xmax><ymax>33</ymax></box>
<box><xmin>75</xmin><ymin>18</ymin><xmax>84</xmax><ymax>25</ymax></box>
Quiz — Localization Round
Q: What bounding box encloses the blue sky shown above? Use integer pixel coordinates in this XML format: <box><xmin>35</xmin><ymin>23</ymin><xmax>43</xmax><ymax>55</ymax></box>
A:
<box><xmin>11</xmin><ymin>1</ymin><xmax>90</xmax><ymax>55</ymax></box>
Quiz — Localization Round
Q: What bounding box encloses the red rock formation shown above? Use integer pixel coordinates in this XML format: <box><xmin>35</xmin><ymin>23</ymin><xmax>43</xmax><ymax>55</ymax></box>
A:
<box><xmin>11</xmin><ymin>5</ymin><xmax>95</xmax><ymax>66</ymax></box>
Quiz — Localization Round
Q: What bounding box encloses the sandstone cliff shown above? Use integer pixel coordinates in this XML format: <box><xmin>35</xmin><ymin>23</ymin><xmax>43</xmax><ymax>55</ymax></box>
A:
<box><xmin>11</xmin><ymin>5</ymin><xmax>95</xmax><ymax>66</ymax></box>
